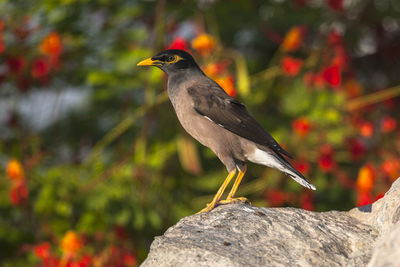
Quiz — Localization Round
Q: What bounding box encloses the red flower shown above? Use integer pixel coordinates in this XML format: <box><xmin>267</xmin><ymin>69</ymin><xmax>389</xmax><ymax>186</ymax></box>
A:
<box><xmin>374</xmin><ymin>193</ymin><xmax>384</xmax><ymax>202</ymax></box>
<box><xmin>357</xmin><ymin>191</ymin><xmax>372</xmax><ymax>206</ymax></box>
<box><xmin>381</xmin><ymin>116</ymin><xmax>397</xmax><ymax>133</ymax></box>
<box><xmin>31</xmin><ymin>57</ymin><xmax>50</xmax><ymax>78</ymax></box>
<box><xmin>0</xmin><ymin>37</ymin><xmax>4</xmax><ymax>54</ymax></box>
<box><xmin>300</xmin><ymin>193</ymin><xmax>314</xmax><ymax>211</ymax></box>
<box><xmin>0</xmin><ymin>20</ymin><xmax>4</xmax><ymax>53</ymax></box>
<box><xmin>9</xmin><ymin>179</ymin><xmax>29</xmax><ymax>206</ymax></box>
<box><xmin>75</xmin><ymin>254</ymin><xmax>92</xmax><ymax>267</ymax></box>
<box><xmin>6</xmin><ymin>57</ymin><xmax>26</xmax><ymax>74</ymax></box>
<box><xmin>322</xmin><ymin>65</ymin><xmax>341</xmax><ymax>87</ymax></box>
<box><xmin>114</xmin><ymin>225</ymin><xmax>128</xmax><ymax>240</ymax></box>
<box><xmin>167</xmin><ymin>37</ymin><xmax>189</xmax><ymax>51</ymax></box>
<box><xmin>327</xmin><ymin>30</ymin><xmax>343</xmax><ymax>46</ymax></box>
<box><xmin>123</xmin><ymin>252</ymin><xmax>137</xmax><ymax>266</ymax></box>
<box><xmin>303</xmin><ymin>72</ymin><xmax>325</xmax><ymax>88</ymax></box>
<box><xmin>34</xmin><ymin>242</ymin><xmax>51</xmax><ymax>260</ymax></box>
<box><xmin>264</xmin><ymin>190</ymin><xmax>287</xmax><ymax>207</ymax></box>
<box><xmin>294</xmin><ymin>0</ymin><xmax>308</xmax><ymax>8</ymax></box>
<box><xmin>293</xmin><ymin>160</ymin><xmax>311</xmax><ymax>175</ymax></box>
<box><xmin>281</xmin><ymin>57</ymin><xmax>304</xmax><ymax>76</ymax></box>
<box><xmin>359</xmin><ymin>121</ymin><xmax>374</xmax><ymax>138</ymax></box>
<box><xmin>327</xmin><ymin>0</ymin><xmax>344</xmax><ymax>11</ymax></box>
<box><xmin>292</xmin><ymin>117</ymin><xmax>312</xmax><ymax>136</ymax></box>
<box><xmin>318</xmin><ymin>144</ymin><xmax>335</xmax><ymax>172</ymax></box>
<box><xmin>347</xmin><ymin>139</ymin><xmax>365</xmax><ymax>161</ymax></box>
<box><xmin>381</xmin><ymin>159</ymin><xmax>400</xmax><ymax>181</ymax></box>
<box><xmin>331</xmin><ymin>46</ymin><xmax>350</xmax><ymax>69</ymax></box>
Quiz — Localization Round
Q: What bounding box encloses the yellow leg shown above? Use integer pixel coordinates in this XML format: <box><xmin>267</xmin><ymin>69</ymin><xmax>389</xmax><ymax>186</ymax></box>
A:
<box><xmin>219</xmin><ymin>166</ymin><xmax>249</xmax><ymax>204</ymax></box>
<box><xmin>198</xmin><ymin>170</ymin><xmax>236</xmax><ymax>213</ymax></box>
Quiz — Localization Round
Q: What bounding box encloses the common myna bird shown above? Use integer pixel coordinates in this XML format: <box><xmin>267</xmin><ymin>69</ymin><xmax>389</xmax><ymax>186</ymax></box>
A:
<box><xmin>138</xmin><ymin>49</ymin><xmax>315</xmax><ymax>213</ymax></box>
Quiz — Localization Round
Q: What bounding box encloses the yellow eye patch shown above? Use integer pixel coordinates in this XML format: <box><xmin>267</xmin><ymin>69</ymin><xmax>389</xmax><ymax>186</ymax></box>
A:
<box><xmin>168</xmin><ymin>55</ymin><xmax>183</xmax><ymax>64</ymax></box>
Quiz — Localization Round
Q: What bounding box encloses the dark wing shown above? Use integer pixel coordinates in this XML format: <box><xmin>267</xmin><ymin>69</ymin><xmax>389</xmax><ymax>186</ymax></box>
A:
<box><xmin>187</xmin><ymin>83</ymin><xmax>293</xmax><ymax>159</ymax></box>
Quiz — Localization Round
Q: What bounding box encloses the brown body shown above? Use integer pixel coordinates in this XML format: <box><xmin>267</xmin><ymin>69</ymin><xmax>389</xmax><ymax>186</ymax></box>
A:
<box><xmin>169</xmin><ymin>77</ymin><xmax>251</xmax><ymax>171</ymax></box>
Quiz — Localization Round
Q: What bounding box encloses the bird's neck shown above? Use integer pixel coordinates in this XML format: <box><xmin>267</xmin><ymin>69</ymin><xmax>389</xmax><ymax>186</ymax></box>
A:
<box><xmin>167</xmin><ymin>68</ymin><xmax>205</xmax><ymax>100</ymax></box>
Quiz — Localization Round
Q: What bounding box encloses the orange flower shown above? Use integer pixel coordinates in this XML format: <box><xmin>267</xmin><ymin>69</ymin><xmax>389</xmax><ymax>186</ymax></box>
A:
<box><xmin>381</xmin><ymin>116</ymin><xmax>397</xmax><ymax>133</ymax></box>
<box><xmin>281</xmin><ymin>57</ymin><xmax>304</xmax><ymax>76</ymax></box>
<box><xmin>203</xmin><ymin>62</ymin><xmax>228</xmax><ymax>77</ymax></box>
<box><xmin>214</xmin><ymin>75</ymin><xmax>236</xmax><ymax>97</ymax></box>
<box><xmin>123</xmin><ymin>252</ymin><xmax>137</xmax><ymax>266</ymax></box>
<box><xmin>356</xmin><ymin>165</ymin><xmax>375</xmax><ymax>193</ymax></box>
<box><xmin>40</xmin><ymin>32</ymin><xmax>62</xmax><ymax>57</ymax></box>
<box><xmin>281</xmin><ymin>26</ymin><xmax>306</xmax><ymax>52</ymax></box>
<box><xmin>359</xmin><ymin>121</ymin><xmax>374</xmax><ymax>137</ymax></box>
<box><xmin>292</xmin><ymin>117</ymin><xmax>312</xmax><ymax>136</ymax></box>
<box><xmin>6</xmin><ymin>159</ymin><xmax>25</xmax><ymax>180</ymax></box>
<box><xmin>343</xmin><ymin>78</ymin><xmax>363</xmax><ymax>98</ymax></box>
<box><xmin>61</xmin><ymin>231</ymin><xmax>83</xmax><ymax>253</ymax></box>
<box><xmin>191</xmin><ymin>33</ymin><xmax>216</xmax><ymax>56</ymax></box>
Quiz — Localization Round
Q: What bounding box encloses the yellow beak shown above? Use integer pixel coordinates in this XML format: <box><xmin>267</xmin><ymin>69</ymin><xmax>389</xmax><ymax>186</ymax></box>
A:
<box><xmin>137</xmin><ymin>57</ymin><xmax>162</xmax><ymax>66</ymax></box>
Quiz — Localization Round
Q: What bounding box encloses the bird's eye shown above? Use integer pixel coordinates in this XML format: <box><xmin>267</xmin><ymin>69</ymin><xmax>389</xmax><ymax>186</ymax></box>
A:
<box><xmin>166</xmin><ymin>55</ymin><xmax>175</xmax><ymax>62</ymax></box>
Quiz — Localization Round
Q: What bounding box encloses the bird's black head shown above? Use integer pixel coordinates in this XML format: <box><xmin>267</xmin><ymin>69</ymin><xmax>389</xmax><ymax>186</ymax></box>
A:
<box><xmin>137</xmin><ymin>49</ymin><xmax>200</xmax><ymax>75</ymax></box>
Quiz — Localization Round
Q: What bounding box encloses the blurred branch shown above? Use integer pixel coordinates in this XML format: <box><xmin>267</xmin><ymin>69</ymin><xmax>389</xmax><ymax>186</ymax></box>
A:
<box><xmin>84</xmin><ymin>91</ymin><xmax>169</xmax><ymax>164</ymax></box>
<box><xmin>345</xmin><ymin>85</ymin><xmax>400</xmax><ymax>111</ymax></box>
<box><xmin>226</xmin><ymin>49</ymin><xmax>250</xmax><ymax>97</ymax></box>
<box><xmin>250</xmin><ymin>66</ymin><xmax>281</xmax><ymax>84</ymax></box>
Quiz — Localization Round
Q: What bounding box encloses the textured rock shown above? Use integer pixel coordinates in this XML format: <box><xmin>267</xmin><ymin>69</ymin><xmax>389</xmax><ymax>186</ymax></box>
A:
<box><xmin>141</xmin><ymin>178</ymin><xmax>400</xmax><ymax>267</ymax></box>
<box><xmin>367</xmin><ymin>222</ymin><xmax>400</xmax><ymax>267</ymax></box>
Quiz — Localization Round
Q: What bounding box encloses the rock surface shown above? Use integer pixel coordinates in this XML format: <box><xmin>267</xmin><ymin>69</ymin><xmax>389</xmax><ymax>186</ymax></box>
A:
<box><xmin>141</xmin><ymin>178</ymin><xmax>400</xmax><ymax>267</ymax></box>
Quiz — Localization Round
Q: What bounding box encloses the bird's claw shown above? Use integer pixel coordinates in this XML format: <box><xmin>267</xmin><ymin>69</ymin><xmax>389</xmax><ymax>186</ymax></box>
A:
<box><xmin>197</xmin><ymin>202</ymin><xmax>217</xmax><ymax>214</ymax></box>
<box><xmin>197</xmin><ymin>197</ymin><xmax>249</xmax><ymax>214</ymax></box>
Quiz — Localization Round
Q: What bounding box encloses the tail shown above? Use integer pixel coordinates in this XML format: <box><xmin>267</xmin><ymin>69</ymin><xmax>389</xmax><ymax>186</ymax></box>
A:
<box><xmin>246</xmin><ymin>148</ymin><xmax>316</xmax><ymax>190</ymax></box>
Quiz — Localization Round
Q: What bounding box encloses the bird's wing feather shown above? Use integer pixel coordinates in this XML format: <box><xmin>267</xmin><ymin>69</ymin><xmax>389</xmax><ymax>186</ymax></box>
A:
<box><xmin>187</xmin><ymin>83</ymin><xmax>293</xmax><ymax>159</ymax></box>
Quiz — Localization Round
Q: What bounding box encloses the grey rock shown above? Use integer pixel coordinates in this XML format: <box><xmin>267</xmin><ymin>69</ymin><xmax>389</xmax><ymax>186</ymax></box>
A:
<box><xmin>142</xmin><ymin>178</ymin><xmax>400</xmax><ymax>267</ymax></box>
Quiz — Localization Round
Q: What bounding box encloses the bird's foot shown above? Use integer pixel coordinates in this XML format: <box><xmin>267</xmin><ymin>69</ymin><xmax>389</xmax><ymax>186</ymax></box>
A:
<box><xmin>218</xmin><ymin>197</ymin><xmax>249</xmax><ymax>205</ymax></box>
<box><xmin>197</xmin><ymin>201</ymin><xmax>218</xmax><ymax>214</ymax></box>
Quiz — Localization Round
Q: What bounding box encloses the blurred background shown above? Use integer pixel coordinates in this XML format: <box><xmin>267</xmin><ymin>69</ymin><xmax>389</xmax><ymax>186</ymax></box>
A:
<box><xmin>1</xmin><ymin>0</ymin><xmax>400</xmax><ymax>266</ymax></box>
